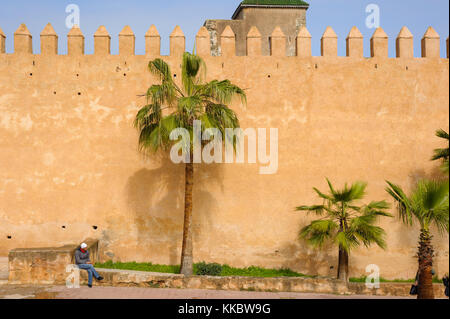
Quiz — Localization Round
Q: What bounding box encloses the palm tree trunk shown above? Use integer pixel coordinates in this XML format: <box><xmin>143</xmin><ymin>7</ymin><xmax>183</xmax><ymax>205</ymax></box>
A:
<box><xmin>417</xmin><ymin>229</ymin><xmax>434</xmax><ymax>299</ymax></box>
<box><xmin>337</xmin><ymin>246</ymin><xmax>349</xmax><ymax>282</ymax></box>
<box><xmin>337</xmin><ymin>218</ymin><xmax>349</xmax><ymax>282</ymax></box>
<box><xmin>180</xmin><ymin>156</ymin><xmax>194</xmax><ymax>276</ymax></box>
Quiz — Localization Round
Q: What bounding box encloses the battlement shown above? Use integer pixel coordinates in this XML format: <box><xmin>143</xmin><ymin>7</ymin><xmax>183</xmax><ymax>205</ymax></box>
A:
<box><xmin>0</xmin><ymin>23</ymin><xmax>448</xmax><ymax>58</ymax></box>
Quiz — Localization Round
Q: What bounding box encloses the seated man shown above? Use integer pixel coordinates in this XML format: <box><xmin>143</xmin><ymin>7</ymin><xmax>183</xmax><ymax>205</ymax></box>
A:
<box><xmin>75</xmin><ymin>242</ymin><xmax>103</xmax><ymax>288</ymax></box>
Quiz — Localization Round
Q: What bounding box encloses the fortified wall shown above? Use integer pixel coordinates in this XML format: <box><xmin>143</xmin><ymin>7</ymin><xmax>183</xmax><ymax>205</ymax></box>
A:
<box><xmin>0</xmin><ymin>22</ymin><xmax>449</xmax><ymax>279</ymax></box>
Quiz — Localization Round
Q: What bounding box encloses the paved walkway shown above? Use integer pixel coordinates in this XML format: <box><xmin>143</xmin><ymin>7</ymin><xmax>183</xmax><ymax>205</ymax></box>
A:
<box><xmin>0</xmin><ymin>284</ymin><xmax>414</xmax><ymax>299</ymax></box>
<box><xmin>0</xmin><ymin>257</ymin><xmax>416</xmax><ymax>299</ymax></box>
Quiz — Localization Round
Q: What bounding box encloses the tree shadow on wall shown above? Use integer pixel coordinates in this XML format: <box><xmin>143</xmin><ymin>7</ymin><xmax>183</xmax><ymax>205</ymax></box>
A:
<box><xmin>409</xmin><ymin>166</ymin><xmax>448</xmax><ymax>185</ymax></box>
<box><xmin>125</xmin><ymin>154</ymin><xmax>223</xmax><ymax>265</ymax></box>
<box><xmin>276</xmin><ymin>241</ymin><xmax>337</xmax><ymax>278</ymax></box>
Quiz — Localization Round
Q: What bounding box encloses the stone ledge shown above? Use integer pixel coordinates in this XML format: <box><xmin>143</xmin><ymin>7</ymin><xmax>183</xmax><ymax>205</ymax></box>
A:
<box><xmin>76</xmin><ymin>268</ymin><xmax>446</xmax><ymax>298</ymax></box>
<box><xmin>8</xmin><ymin>238</ymin><xmax>98</xmax><ymax>284</ymax></box>
<box><xmin>348</xmin><ymin>282</ymin><xmax>446</xmax><ymax>298</ymax></box>
<box><xmin>81</xmin><ymin>269</ymin><xmax>349</xmax><ymax>295</ymax></box>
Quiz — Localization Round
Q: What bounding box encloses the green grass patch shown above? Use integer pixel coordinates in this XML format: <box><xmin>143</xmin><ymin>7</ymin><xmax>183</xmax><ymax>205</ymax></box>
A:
<box><xmin>220</xmin><ymin>264</ymin><xmax>313</xmax><ymax>278</ymax></box>
<box><xmin>95</xmin><ymin>261</ymin><xmax>313</xmax><ymax>278</ymax></box>
<box><xmin>95</xmin><ymin>260</ymin><xmax>180</xmax><ymax>274</ymax></box>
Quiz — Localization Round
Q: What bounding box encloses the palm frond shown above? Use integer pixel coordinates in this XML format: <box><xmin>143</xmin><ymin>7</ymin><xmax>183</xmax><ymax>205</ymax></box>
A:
<box><xmin>313</xmin><ymin>187</ymin><xmax>332</xmax><ymax>201</ymax></box>
<box><xmin>300</xmin><ymin>219</ymin><xmax>338</xmax><ymax>247</ymax></box>
<box><xmin>295</xmin><ymin>205</ymin><xmax>326</xmax><ymax>216</ymax></box>
<box><xmin>326</xmin><ymin>178</ymin><xmax>336</xmax><ymax>196</ymax></box>
<box><xmin>149</xmin><ymin>58</ymin><xmax>173</xmax><ymax>83</ymax></box>
<box><xmin>420</xmin><ymin>180</ymin><xmax>449</xmax><ymax>211</ymax></box>
<box><xmin>432</xmin><ymin>148</ymin><xmax>449</xmax><ymax>161</ymax></box>
<box><xmin>366</xmin><ymin>200</ymin><xmax>391</xmax><ymax>211</ymax></box>
<box><xmin>205</xmin><ymin>103</ymin><xmax>240</xmax><ymax>132</ymax></box>
<box><xmin>350</xmin><ymin>220</ymin><xmax>387</xmax><ymax>249</ymax></box>
<box><xmin>362</xmin><ymin>201</ymin><xmax>393</xmax><ymax>219</ymax></box>
<box><xmin>330</xmin><ymin>181</ymin><xmax>367</xmax><ymax>203</ymax></box>
<box><xmin>432</xmin><ymin>129</ymin><xmax>449</xmax><ymax>172</ymax></box>
<box><xmin>138</xmin><ymin>125</ymin><xmax>161</xmax><ymax>153</ymax></box>
<box><xmin>442</xmin><ymin>160</ymin><xmax>450</xmax><ymax>174</ymax></box>
<box><xmin>177</xmin><ymin>95</ymin><xmax>203</xmax><ymax>119</ymax></box>
<box><xmin>147</xmin><ymin>83</ymin><xmax>178</xmax><ymax>106</ymax></box>
<box><xmin>385</xmin><ymin>181</ymin><xmax>413</xmax><ymax>226</ymax></box>
<box><xmin>348</xmin><ymin>182</ymin><xmax>368</xmax><ymax>202</ymax></box>
<box><xmin>436</xmin><ymin>129</ymin><xmax>449</xmax><ymax>140</ymax></box>
<box><xmin>182</xmin><ymin>52</ymin><xmax>206</xmax><ymax>95</ymax></box>
<box><xmin>410</xmin><ymin>179</ymin><xmax>449</xmax><ymax>233</ymax></box>
<box><xmin>387</xmin><ymin>179</ymin><xmax>449</xmax><ymax>234</ymax></box>
<box><xmin>199</xmin><ymin>80</ymin><xmax>247</xmax><ymax>106</ymax></box>
<box><xmin>134</xmin><ymin>104</ymin><xmax>161</xmax><ymax>130</ymax></box>
<box><xmin>335</xmin><ymin>231</ymin><xmax>359</xmax><ymax>253</ymax></box>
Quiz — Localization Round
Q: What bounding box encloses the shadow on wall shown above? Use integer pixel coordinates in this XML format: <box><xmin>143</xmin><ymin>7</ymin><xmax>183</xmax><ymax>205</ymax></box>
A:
<box><xmin>276</xmin><ymin>240</ymin><xmax>337</xmax><ymax>277</ymax></box>
<box><xmin>125</xmin><ymin>153</ymin><xmax>223</xmax><ymax>265</ymax></box>
<box><xmin>409</xmin><ymin>166</ymin><xmax>448</xmax><ymax>185</ymax></box>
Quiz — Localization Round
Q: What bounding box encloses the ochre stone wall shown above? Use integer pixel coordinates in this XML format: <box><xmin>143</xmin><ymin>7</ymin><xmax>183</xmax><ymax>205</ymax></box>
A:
<box><xmin>0</xmin><ymin>24</ymin><xmax>449</xmax><ymax>280</ymax></box>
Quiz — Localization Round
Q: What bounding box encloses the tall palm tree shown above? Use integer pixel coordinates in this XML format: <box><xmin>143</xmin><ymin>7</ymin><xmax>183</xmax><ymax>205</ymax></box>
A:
<box><xmin>431</xmin><ymin>129</ymin><xmax>449</xmax><ymax>173</ymax></box>
<box><xmin>134</xmin><ymin>53</ymin><xmax>246</xmax><ymax>276</ymax></box>
<box><xmin>295</xmin><ymin>179</ymin><xmax>392</xmax><ymax>282</ymax></box>
<box><xmin>386</xmin><ymin>180</ymin><xmax>449</xmax><ymax>299</ymax></box>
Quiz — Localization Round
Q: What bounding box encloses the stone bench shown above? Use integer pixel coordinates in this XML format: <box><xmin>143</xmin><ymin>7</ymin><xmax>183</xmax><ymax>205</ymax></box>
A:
<box><xmin>8</xmin><ymin>238</ymin><xmax>98</xmax><ymax>285</ymax></box>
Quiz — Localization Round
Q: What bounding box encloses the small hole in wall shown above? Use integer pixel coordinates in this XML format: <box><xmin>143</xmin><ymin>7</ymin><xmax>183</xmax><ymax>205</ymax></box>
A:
<box><xmin>29</xmin><ymin>73</ymin><xmax>33</xmax><ymax>76</ymax></box>
<box><xmin>267</xmin><ymin>75</ymin><xmax>271</xmax><ymax>78</ymax></box>
<box><xmin>173</xmin><ymin>74</ymin><xmax>177</xmax><ymax>78</ymax></box>
<box><xmin>76</xmin><ymin>74</ymin><xmax>79</xmax><ymax>77</ymax></box>
<box><xmin>330</xmin><ymin>266</ymin><xmax>334</xmax><ymax>270</ymax></box>
<box><xmin>93</xmin><ymin>226</ymin><xmax>98</xmax><ymax>230</ymax></box>
<box><xmin>78</xmin><ymin>92</ymin><xmax>81</xmax><ymax>96</ymax></box>
<box><xmin>53</xmin><ymin>91</ymin><xmax>57</xmax><ymax>95</ymax></box>
<box><xmin>222</xmin><ymin>63</ymin><xmax>224</xmax><ymax>68</ymax></box>
<box><xmin>406</xmin><ymin>66</ymin><xmax>409</xmax><ymax>71</ymax></box>
<box><xmin>123</xmin><ymin>73</ymin><xmax>127</xmax><ymax>77</ymax></box>
<box><xmin>314</xmin><ymin>64</ymin><xmax>318</xmax><ymax>69</ymax></box>
<box><xmin>375</xmin><ymin>64</ymin><xmax>378</xmax><ymax>69</ymax></box>
<box><xmin>61</xmin><ymin>226</ymin><xmax>66</xmax><ymax>229</ymax></box>
<box><xmin>32</xmin><ymin>61</ymin><xmax>35</xmax><ymax>66</ymax></box>
<box><xmin>7</xmin><ymin>236</ymin><xmax>12</xmax><ymax>239</ymax></box>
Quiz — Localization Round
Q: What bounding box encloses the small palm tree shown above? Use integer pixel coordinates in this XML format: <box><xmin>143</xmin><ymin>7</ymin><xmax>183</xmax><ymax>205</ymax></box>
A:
<box><xmin>386</xmin><ymin>180</ymin><xmax>449</xmax><ymax>299</ymax></box>
<box><xmin>431</xmin><ymin>129</ymin><xmax>449</xmax><ymax>173</ymax></box>
<box><xmin>295</xmin><ymin>179</ymin><xmax>392</xmax><ymax>282</ymax></box>
<box><xmin>134</xmin><ymin>52</ymin><xmax>246</xmax><ymax>276</ymax></box>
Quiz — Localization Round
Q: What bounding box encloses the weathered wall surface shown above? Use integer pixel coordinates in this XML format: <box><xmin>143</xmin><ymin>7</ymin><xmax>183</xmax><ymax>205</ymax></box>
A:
<box><xmin>0</xmin><ymin>24</ymin><xmax>449</xmax><ymax>280</ymax></box>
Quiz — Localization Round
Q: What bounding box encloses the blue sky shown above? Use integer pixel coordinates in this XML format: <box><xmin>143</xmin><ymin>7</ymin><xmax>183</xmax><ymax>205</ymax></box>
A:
<box><xmin>0</xmin><ymin>0</ymin><xmax>448</xmax><ymax>57</ymax></box>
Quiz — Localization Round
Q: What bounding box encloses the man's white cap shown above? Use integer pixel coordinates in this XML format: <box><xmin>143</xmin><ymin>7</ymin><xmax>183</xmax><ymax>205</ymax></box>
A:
<box><xmin>80</xmin><ymin>243</ymin><xmax>88</xmax><ymax>249</ymax></box>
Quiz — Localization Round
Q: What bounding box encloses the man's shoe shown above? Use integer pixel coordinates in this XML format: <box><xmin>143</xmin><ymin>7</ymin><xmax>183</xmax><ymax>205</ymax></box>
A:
<box><xmin>96</xmin><ymin>276</ymin><xmax>104</xmax><ymax>281</ymax></box>
<box><xmin>88</xmin><ymin>284</ymin><xmax>92</xmax><ymax>288</ymax></box>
